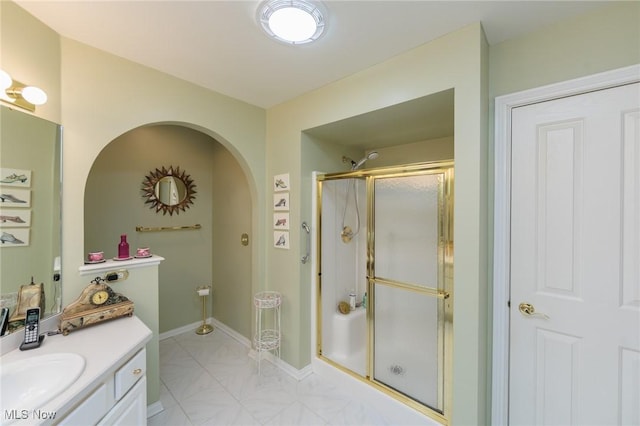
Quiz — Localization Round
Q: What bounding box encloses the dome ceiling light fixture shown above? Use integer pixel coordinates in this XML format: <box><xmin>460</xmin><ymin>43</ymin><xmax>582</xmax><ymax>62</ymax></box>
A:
<box><xmin>257</xmin><ymin>0</ymin><xmax>327</xmax><ymax>45</ymax></box>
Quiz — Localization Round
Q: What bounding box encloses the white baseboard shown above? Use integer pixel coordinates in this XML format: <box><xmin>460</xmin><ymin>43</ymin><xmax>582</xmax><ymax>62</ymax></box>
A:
<box><xmin>146</xmin><ymin>401</ymin><xmax>164</xmax><ymax>419</ymax></box>
<box><xmin>159</xmin><ymin>319</ymin><xmax>206</xmax><ymax>340</ymax></box>
<box><xmin>159</xmin><ymin>317</ymin><xmax>312</xmax><ymax>381</ymax></box>
<box><xmin>210</xmin><ymin>317</ymin><xmax>251</xmax><ymax>347</ymax></box>
<box><xmin>248</xmin><ymin>348</ymin><xmax>314</xmax><ymax>381</ymax></box>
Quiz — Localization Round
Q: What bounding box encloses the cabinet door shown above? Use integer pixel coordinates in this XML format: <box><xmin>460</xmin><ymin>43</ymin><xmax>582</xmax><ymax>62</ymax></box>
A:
<box><xmin>98</xmin><ymin>377</ymin><xmax>147</xmax><ymax>426</ymax></box>
<box><xmin>58</xmin><ymin>383</ymin><xmax>110</xmax><ymax>426</ymax></box>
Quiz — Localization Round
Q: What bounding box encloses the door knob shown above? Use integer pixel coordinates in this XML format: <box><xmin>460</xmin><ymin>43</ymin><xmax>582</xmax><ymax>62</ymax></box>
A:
<box><xmin>518</xmin><ymin>302</ymin><xmax>549</xmax><ymax>319</ymax></box>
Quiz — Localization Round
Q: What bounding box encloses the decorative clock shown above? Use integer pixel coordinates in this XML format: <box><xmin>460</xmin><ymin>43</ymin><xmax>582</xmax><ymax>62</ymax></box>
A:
<box><xmin>60</xmin><ymin>278</ymin><xmax>134</xmax><ymax>335</ymax></box>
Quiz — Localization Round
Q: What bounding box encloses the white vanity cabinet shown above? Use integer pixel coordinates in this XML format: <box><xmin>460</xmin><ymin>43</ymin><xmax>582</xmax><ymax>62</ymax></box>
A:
<box><xmin>58</xmin><ymin>348</ymin><xmax>147</xmax><ymax>425</ymax></box>
<box><xmin>0</xmin><ymin>315</ymin><xmax>152</xmax><ymax>426</ymax></box>
<box><xmin>98</xmin><ymin>377</ymin><xmax>146</xmax><ymax>425</ymax></box>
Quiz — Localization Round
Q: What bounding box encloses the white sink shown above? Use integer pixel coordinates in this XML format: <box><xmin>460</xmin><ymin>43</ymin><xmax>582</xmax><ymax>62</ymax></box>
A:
<box><xmin>0</xmin><ymin>352</ymin><xmax>85</xmax><ymax>417</ymax></box>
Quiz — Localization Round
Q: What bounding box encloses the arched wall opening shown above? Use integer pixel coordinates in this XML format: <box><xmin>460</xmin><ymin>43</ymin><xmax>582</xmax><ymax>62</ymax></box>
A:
<box><xmin>84</xmin><ymin>123</ymin><xmax>255</xmax><ymax>338</ymax></box>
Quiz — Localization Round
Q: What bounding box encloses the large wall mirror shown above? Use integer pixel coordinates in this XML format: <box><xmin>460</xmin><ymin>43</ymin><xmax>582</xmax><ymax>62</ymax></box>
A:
<box><xmin>0</xmin><ymin>105</ymin><xmax>62</xmax><ymax>335</ymax></box>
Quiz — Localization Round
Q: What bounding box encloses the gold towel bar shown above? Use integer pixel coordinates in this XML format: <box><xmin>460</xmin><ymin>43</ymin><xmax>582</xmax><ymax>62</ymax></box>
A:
<box><xmin>136</xmin><ymin>224</ymin><xmax>202</xmax><ymax>232</ymax></box>
<box><xmin>370</xmin><ymin>276</ymin><xmax>450</xmax><ymax>299</ymax></box>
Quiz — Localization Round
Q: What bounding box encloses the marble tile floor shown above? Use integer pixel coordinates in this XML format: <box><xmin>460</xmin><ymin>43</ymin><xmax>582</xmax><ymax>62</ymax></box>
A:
<box><xmin>149</xmin><ymin>327</ymin><xmax>393</xmax><ymax>426</ymax></box>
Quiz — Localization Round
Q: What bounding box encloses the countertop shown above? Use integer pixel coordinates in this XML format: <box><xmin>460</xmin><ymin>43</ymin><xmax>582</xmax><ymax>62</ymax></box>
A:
<box><xmin>78</xmin><ymin>255</ymin><xmax>164</xmax><ymax>275</ymax></box>
<box><xmin>0</xmin><ymin>315</ymin><xmax>152</xmax><ymax>425</ymax></box>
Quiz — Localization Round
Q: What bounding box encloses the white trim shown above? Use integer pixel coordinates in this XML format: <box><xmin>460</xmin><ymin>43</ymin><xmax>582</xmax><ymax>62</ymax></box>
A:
<box><xmin>159</xmin><ymin>317</ymin><xmax>312</xmax><ymax>381</ymax></box>
<box><xmin>210</xmin><ymin>317</ymin><xmax>252</xmax><ymax>347</ymax></box>
<box><xmin>310</xmin><ymin>171</ymin><xmax>321</xmax><ymax>362</ymax></box>
<box><xmin>248</xmin><ymin>348</ymin><xmax>314</xmax><ymax>380</ymax></box>
<box><xmin>146</xmin><ymin>401</ymin><xmax>164</xmax><ymax>419</ymax></box>
<box><xmin>491</xmin><ymin>64</ymin><xmax>640</xmax><ymax>425</ymax></box>
<box><xmin>78</xmin><ymin>255</ymin><xmax>165</xmax><ymax>275</ymax></box>
<box><xmin>158</xmin><ymin>319</ymin><xmax>206</xmax><ymax>340</ymax></box>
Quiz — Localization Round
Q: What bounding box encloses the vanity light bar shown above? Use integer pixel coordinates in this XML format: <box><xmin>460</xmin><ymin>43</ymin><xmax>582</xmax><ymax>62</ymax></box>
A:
<box><xmin>0</xmin><ymin>70</ymin><xmax>47</xmax><ymax>112</ymax></box>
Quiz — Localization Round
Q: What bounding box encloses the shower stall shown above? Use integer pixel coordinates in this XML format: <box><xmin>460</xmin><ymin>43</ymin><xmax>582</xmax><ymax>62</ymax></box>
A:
<box><xmin>315</xmin><ymin>161</ymin><xmax>454</xmax><ymax>423</ymax></box>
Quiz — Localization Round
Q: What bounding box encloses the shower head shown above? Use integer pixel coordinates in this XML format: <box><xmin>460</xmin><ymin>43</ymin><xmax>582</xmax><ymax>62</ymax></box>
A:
<box><xmin>352</xmin><ymin>151</ymin><xmax>379</xmax><ymax>170</ymax></box>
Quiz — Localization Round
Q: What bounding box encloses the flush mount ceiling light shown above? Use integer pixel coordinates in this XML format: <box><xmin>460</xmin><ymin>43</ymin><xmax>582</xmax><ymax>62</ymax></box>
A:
<box><xmin>258</xmin><ymin>0</ymin><xmax>327</xmax><ymax>45</ymax></box>
<box><xmin>0</xmin><ymin>69</ymin><xmax>48</xmax><ymax>112</ymax></box>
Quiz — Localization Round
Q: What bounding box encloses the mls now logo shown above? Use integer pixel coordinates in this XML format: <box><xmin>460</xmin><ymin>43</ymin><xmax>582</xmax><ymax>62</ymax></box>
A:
<box><xmin>4</xmin><ymin>409</ymin><xmax>56</xmax><ymax>421</ymax></box>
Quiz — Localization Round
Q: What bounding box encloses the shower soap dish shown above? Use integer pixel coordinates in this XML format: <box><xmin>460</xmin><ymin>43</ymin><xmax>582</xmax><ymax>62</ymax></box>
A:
<box><xmin>338</xmin><ymin>301</ymin><xmax>350</xmax><ymax>314</ymax></box>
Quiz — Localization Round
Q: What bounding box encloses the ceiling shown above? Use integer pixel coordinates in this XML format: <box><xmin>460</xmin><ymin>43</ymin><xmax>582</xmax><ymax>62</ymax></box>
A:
<box><xmin>16</xmin><ymin>0</ymin><xmax>612</xmax><ymax>109</ymax></box>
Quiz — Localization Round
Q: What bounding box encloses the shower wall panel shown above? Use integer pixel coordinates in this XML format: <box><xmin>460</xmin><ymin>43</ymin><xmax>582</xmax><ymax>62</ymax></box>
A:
<box><xmin>320</xmin><ymin>178</ymin><xmax>367</xmax><ymax>375</ymax></box>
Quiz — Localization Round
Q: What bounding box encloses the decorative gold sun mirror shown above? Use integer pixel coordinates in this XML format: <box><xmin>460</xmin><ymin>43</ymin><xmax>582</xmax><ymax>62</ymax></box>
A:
<box><xmin>142</xmin><ymin>166</ymin><xmax>197</xmax><ymax>215</ymax></box>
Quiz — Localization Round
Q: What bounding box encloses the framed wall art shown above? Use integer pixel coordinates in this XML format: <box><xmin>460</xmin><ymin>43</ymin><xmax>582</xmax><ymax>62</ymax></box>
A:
<box><xmin>273</xmin><ymin>193</ymin><xmax>289</xmax><ymax>211</ymax></box>
<box><xmin>0</xmin><ymin>188</ymin><xmax>31</xmax><ymax>207</ymax></box>
<box><xmin>273</xmin><ymin>173</ymin><xmax>290</xmax><ymax>192</ymax></box>
<box><xmin>0</xmin><ymin>168</ymin><xmax>31</xmax><ymax>188</ymax></box>
<box><xmin>274</xmin><ymin>212</ymin><xmax>289</xmax><ymax>230</ymax></box>
<box><xmin>0</xmin><ymin>208</ymin><xmax>31</xmax><ymax>227</ymax></box>
<box><xmin>0</xmin><ymin>228</ymin><xmax>29</xmax><ymax>247</ymax></box>
<box><xmin>274</xmin><ymin>231</ymin><xmax>289</xmax><ymax>249</ymax></box>
<box><xmin>273</xmin><ymin>172</ymin><xmax>290</xmax><ymax>249</ymax></box>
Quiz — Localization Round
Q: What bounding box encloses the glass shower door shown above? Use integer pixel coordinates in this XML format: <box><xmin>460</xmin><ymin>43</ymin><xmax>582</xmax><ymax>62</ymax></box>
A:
<box><xmin>369</xmin><ymin>170</ymin><xmax>452</xmax><ymax>414</ymax></box>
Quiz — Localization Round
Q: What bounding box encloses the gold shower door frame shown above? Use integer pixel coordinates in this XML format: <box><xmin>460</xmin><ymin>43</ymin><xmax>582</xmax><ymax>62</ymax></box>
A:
<box><xmin>316</xmin><ymin>161</ymin><xmax>454</xmax><ymax>425</ymax></box>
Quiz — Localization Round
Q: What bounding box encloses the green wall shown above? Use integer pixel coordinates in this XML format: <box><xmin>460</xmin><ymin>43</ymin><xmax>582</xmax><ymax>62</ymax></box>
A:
<box><xmin>489</xmin><ymin>2</ymin><xmax>640</xmax><ymax>98</ymax></box>
<box><xmin>269</xmin><ymin>23</ymin><xmax>490</xmax><ymax>424</ymax></box>
<box><xmin>84</xmin><ymin>124</ymin><xmax>253</xmax><ymax>336</ymax></box>
<box><xmin>3</xmin><ymin>1</ymin><xmax>639</xmax><ymax>424</ymax></box>
<box><xmin>0</xmin><ymin>1</ymin><xmax>61</xmax><ymax>122</ymax></box>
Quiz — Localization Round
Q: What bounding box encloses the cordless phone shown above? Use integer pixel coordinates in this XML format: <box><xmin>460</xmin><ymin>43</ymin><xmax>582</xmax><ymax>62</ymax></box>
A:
<box><xmin>20</xmin><ymin>307</ymin><xmax>44</xmax><ymax>350</ymax></box>
<box><xmin>0</xmin><ymin>307</ymin><xmax>9</xmax><ymax>336</ymax></box>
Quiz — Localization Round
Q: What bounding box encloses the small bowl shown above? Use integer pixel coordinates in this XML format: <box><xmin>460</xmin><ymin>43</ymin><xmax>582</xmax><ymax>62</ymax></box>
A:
<box><xmin>88</xmin><ymin>251</ymin><xmax>104</xmax><ymax>262</ymax></box>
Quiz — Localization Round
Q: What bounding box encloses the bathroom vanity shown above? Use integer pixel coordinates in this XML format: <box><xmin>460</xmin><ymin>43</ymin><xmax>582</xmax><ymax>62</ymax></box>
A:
<box><xmin>78</xmin><ymin>255</ymin><xmax>163</xmax><ymax>413</ymax></box>
<box><xmin>0</xmin><ymin>315</ymin><xmax>151</xmax><ymax>425</ymax></box>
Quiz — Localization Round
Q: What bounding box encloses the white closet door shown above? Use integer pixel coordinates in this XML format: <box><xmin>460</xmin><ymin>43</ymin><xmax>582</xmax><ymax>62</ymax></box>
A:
<box><xmin>509</xmin><ymin>82</ymin><xmax>640</xmax><ymax>425</ymax></box>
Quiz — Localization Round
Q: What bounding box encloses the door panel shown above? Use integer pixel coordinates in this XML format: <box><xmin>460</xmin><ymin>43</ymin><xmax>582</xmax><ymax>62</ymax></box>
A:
<box><xmin>371</xmin><ymin>172</ymin><xmax>448</xmax><ymax>413</ymax></box>
<box><xmin>509</xmin><ymin>83</ymin><xmax>640</xmax><ymax>425</ymax></box>
<box><xmin>373</xmin><ymin>283</ymin><xmax>441</xmax><ymax>409</ymax></box>
<box><xmin>373</xmin><ymin>174</ymin><xmax>441</xmax><ymax>287</ymax></box>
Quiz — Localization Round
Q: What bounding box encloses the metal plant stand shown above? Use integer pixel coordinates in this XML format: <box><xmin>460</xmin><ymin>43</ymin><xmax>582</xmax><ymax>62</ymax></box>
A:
<box><xmin>253</xmin><ymin>291</ymin><xmax>281</xmax><ymax>374</ymax></box>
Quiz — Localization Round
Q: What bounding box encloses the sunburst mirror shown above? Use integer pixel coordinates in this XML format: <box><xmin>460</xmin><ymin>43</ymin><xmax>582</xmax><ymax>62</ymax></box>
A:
<box><xmin>141</xmin><ymin>166</ymin><xmax>197</xmax><ymax>215</ymax></box>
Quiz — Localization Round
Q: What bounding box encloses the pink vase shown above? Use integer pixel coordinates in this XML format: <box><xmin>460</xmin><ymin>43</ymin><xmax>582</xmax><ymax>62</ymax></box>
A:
<box><xmin>118</xmin><ymin>234</ymin><xmax>130</xmax><ymax>259</ymax></box>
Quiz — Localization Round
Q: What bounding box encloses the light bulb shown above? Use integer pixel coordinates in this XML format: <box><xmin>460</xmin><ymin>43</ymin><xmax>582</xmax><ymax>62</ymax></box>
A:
<box><xmin>0</xmin><ymin>70</ymin><xmax>12</xmax><ymax>91</ymax></box>
<box><xmin>268</xmin><ymin>7</ymin><xmax>317</xmax><ymax>42</ymax></box>
<box><xmin>21</xmin><ymin>86</ymin><xmax>47</xmax><ymax>105</ymax></box>
<box><xmin>258</xmin><ymin>0</ymin><xmax>326</xmax><ymax>45</ymax></box>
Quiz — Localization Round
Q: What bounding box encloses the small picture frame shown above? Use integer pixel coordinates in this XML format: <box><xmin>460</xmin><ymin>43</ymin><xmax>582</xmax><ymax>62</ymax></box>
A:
<box><xmin>274</xmin><ymin>231</ymin><xmax>289</xmax><ymax>249</ymax></box>
<box><xmin>273</xmin><ymin>173</ymin><xmax>290</xmax><ymax>192</ymax></box>
<box><xmin>0</xmin><ymin>189</ymin><xmax>31</xmax><ymax>207</ymax></box>
<box><xmin>0</xmin><ymin>228</ymin><xmax>30</xmax><ymax>247</ymax></box>
<box><xmin>273</xmin><ymin>193</ymin><xmax>289</xmax><ymax>211</ymax></box>
<box><xmin>0</xmin><ymin>209</ymin><xmax>31</xmax><ymax>228</ymax></box>
<box><xmin>0</xmin><ymin>168</ymin><xmax>31</xmax><ymax>188</ymax></box>
<box><xmin>274</xmin><ymin>212</ymin><xmax>289</xmax><ymax>230</ymax></box>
